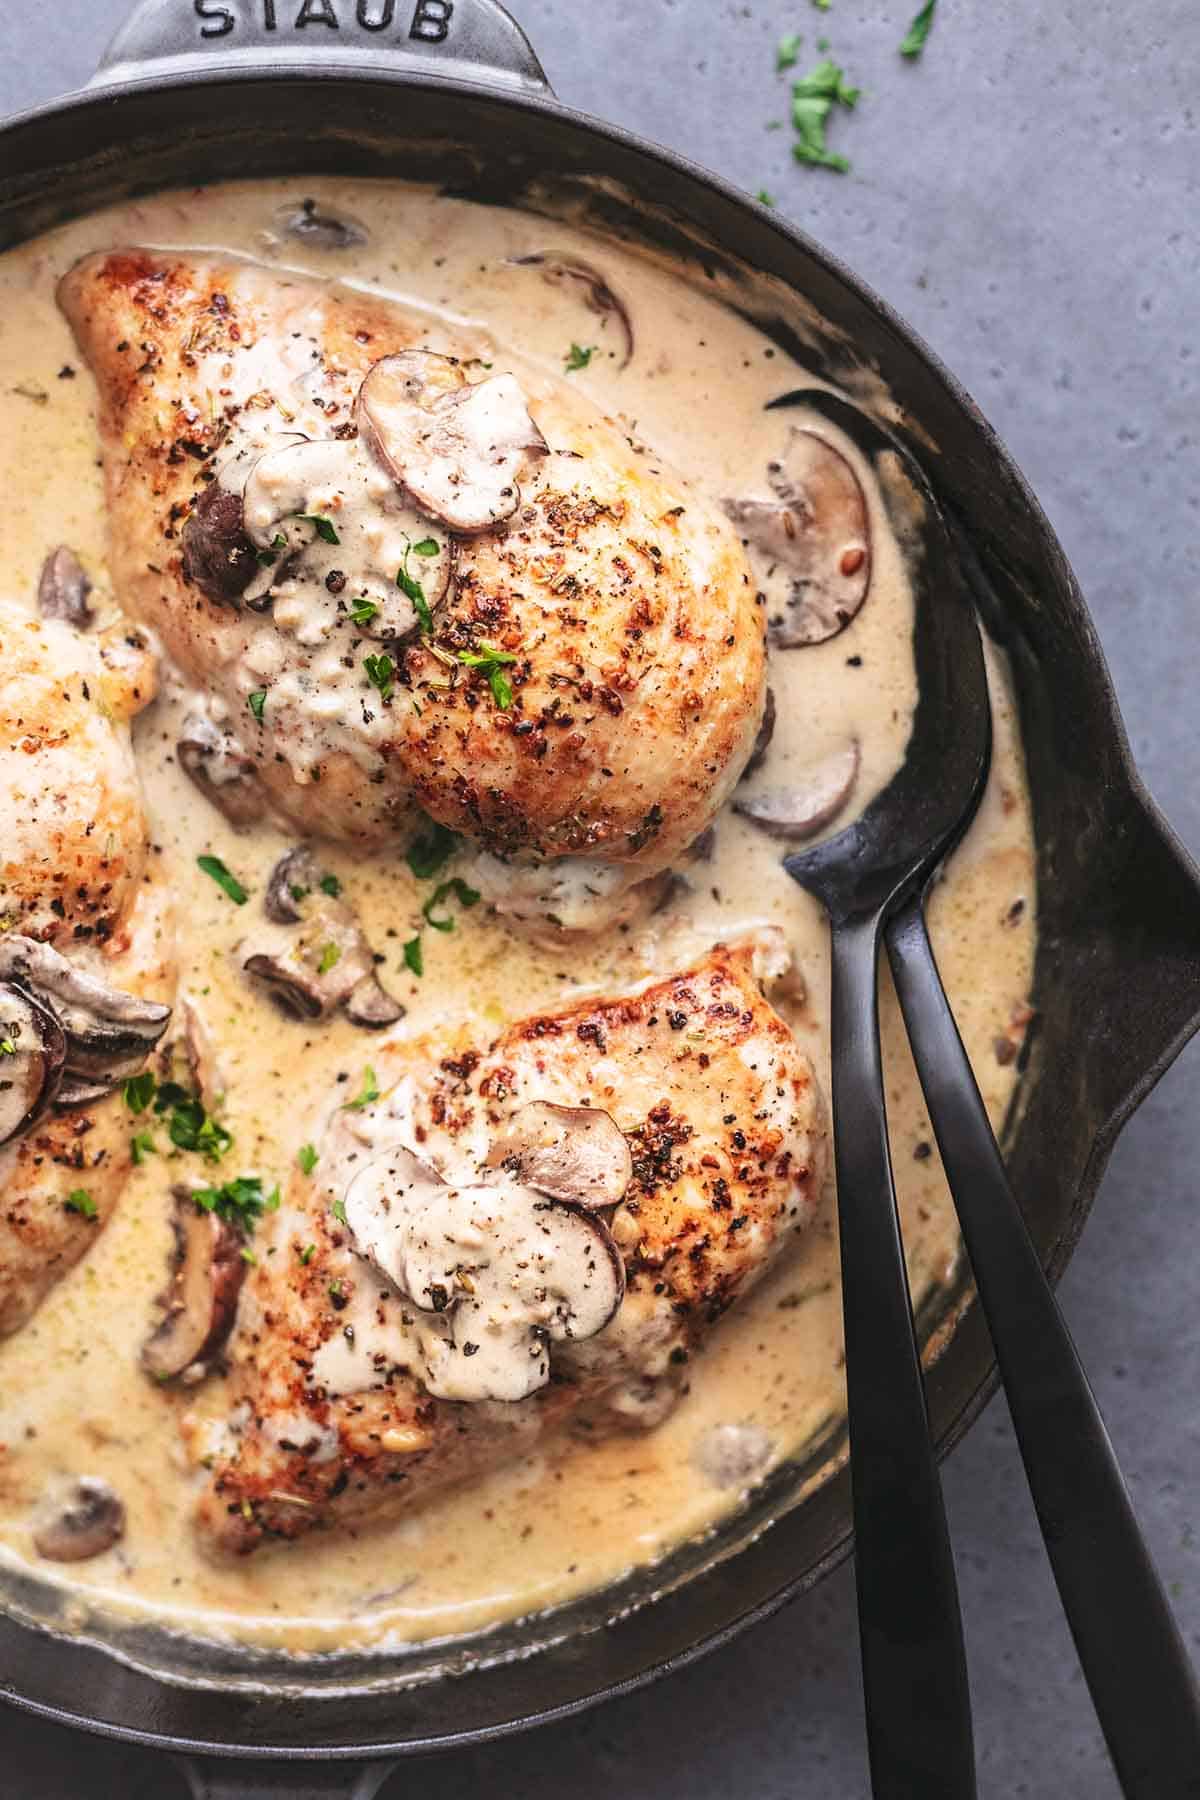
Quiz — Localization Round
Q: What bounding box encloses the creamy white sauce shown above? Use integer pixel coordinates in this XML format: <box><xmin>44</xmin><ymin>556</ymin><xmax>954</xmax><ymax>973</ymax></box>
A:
<box><xmin>0</xmin><ymin>176</ymin><xmax>1035</xmax><ymax>1657</ymax></box>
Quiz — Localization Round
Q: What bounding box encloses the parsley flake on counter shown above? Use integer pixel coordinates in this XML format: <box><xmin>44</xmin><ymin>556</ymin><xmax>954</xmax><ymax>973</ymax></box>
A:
<box><xmin>791</xmin><ymin>58</ymin><xmax>859</xmax><ymax>172</ymax></box>
<box><xmin>197</xmin><ymin>854</ymin><xmax>249</xmax><ymax>906</ymax></box>
<box><xmin>64</xmin><ymin>1188</ymin><xmax>98</xmax><ymax>1220</ymax></box>
<box><xmin>331</xmin><ymin>1197</ymin><xmax>349</xmax><ymax>1226</ymax></box>
<box><xmin>130</xmin><ymin>1130</ymin><xmax>157</xmax><ymax>1167</ymax></box>
<box><xmin>423</xmin><ymin>877</ymin><xmax>481</xmax><ymax>934</ymax></box>
<box><xmin>318</xmin><ymin>941</ymin><xmax>341</xmax><ymax>975</ymax></box>
<box><xmin>350</xmin><ymin>595</ymin><xmax>379</xmax><ymax>626</ymax></box>
<box><xmin>406</xmin><ymin>819</ymin><xmax>458</xmax><ymax>881</ymax></box>
<box><xmin>777</xmin><ymin>31</ymin><xmax>802</xmax><ymax>70</ymax></box>
<box><xmin>248</xmin><ymin>689</ymin><xmax>267</xmax><ymax>723</ymax></box>
<box><xmin>123</xmin><ymin>1070</ymin><xmax>157</xmax><ymax>1113</ymax></box>
<box><xmin>811</xmin><ymin>0</ymin><xmax>831</xmax><ymax>11</ymax></box>
<box><xmin>564</xmin><ymin>343</ymin><xmax>595</xmax><ymax>372</ymax></box>
<box><xmin>900</xmin><ymin>0</ymin><xmax>936</xmax><ymax>58</ymax></box>
<box><xmin>457</xmin><ymin>643</ymin><xmax>517</xmax><ymax>709</ymax></box>
<box><xmin>363</xmin><ymin>653</ymin><xmax>395</xmax><ymax>705</ymax></box>
<box><xmin>298</xmin><ymin>1143</ymin><xmax>319</xmax><ymax>1176</ymax></box>
<box><xmin>403</xmin><ymin>935</ymin><xmax>424</xmax><ymax>978</ymax></box>
<box><xmin>297</xmin><ymin>513</ymin><xmax>340</xmax><ymax>545</ymax></box>
<box><xmin>346</xmin><ymin>1066</ymin><xmax>381</xmax><ymax>1111</ymax></box>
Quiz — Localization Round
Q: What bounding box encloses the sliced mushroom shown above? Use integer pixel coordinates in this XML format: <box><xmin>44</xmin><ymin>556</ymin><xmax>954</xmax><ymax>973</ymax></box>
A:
<box><xmin>243</xmin><ymin>848</ymin><xmax>403</xmax><ymax>1029</ymax></box>
<box><xmin>37</xmin><ymin>546</ymin><xmax>94</xmax><ymax>629</ymax></box>
<box><xmin>0</xmin><ymin>937</ymin><xmax>170</xmax><ymax>1115</ymax></box>
<box><xmin>742</xmin><ymin>687</ymin><xmax>777</xmax><ymax>781</ymax></box>
<box><xmin>33</xmin><ymin>1476</ymin><xmax>125</xmax><ymax>1562</ymax></box>
<box><xmin>508</xmin><ymin>254</ymin><xmax>634</xmax><ymax>369</ymax></box>
<box><xmin>735</xmin><ymin>739</ymin><xmax>861</xmax><ymax>842</ymax></box>
<box><xmin>178</xmin><ymin>712</ymin><xmax>266</xmax><ymax>828</ymax></box>
<box><xmin>0</xmin><ymin>983</ymin><xmax>67</xmax><ymax>1147</ymax></box>
<box><xmin>488</xmin><ymin>1101</ymin><xmax>632</xmax><ymax>1210</ymax></box>
<box><xmin>359</xmin><ymin>351</ymin><xmax>548</xmax><ymax>534</ymax></box>
<box><xmin>275</xmin><ymin>197</ymin><xmax>368</xmax><ymax>251</ymax></box>
<box><xmin>725</xmin><ymin>429</ymin><xmax>871</xmax><ymax>647</ymax></box>
<box><xmin>343</xmin><ymin>1147</ymin><xmax>624</xmax><ymax>1403</ymax></box>
<box><xmin>142</xmin><ymin>1187</ymin><xmax>246</xmax><ymax>1382</ymax></box>
<box><xmin>181</xmin><ymin>483</ymin><xmax>258</xmax><ymax>605</ymax></box>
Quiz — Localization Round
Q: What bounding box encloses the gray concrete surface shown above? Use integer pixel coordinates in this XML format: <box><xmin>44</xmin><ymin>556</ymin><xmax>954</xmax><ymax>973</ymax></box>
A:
<box><xmin>3</xmin><ymin>2</ymin><xmax>1198</xmax><ymax>1794</ymax></box>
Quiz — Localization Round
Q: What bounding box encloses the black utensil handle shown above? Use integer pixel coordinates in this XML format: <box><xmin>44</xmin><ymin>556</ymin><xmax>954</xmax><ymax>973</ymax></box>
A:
<box><xmin>829</xmin><ymin>914</ymin><xmax>977</xmax><ymax>1800</ymax></box>
<box><xmin>887</xmin><ymin>897</ymin><xmax>1200</xmax><ymax>1799</ymax></box>
<box><xmin>178</xmin><ymin>1756</ymin><xmax>396</xmax><ymax>1800</ymax></box>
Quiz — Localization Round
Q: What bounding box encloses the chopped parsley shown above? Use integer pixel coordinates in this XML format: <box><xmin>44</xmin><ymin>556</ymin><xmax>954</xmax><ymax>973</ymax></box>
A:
<box><xmin>791</xmin><ymin>58</ymin><xmax>859</xmax><ymax>172</ymax></box>
<box><xmin>0</xmin><ymin>1038</ymin><xmax>15</xmax><ymax>1056</ymax></box>
<box><xmin>564</xmin><ymin>343</ymin><xmax>595</xmax><ymax>372</ymax></box>
<box><xmin>422</xmin><ymin>877</ymin><xmax>481</xmax><ymax>934</ymax></box>
<box><xmin>411</xmin><ymin>537</ymin><xmax>440</xmax><ymax>559</ymax></box>
<box><xmin>403</xmin><ymin>936</ymin><xmax>424</xmax><ymax>978</ymax></box>
<box><xmin>197</xmin><ymin>854</ymin><xmax>249</xmax><ymax>906</ymax></box>
<box><xmin>363</xmin><ymin>653</ymin><xmax>395</xmax><ymax>705</ymax></box>
<box><xmin>299</xmin><ymin>1242</ymin><xmax>317</xmax><ymax>1265</ymax></box>
<box><xmin>123</xmin><ymin>1071</ymin><xmax>157</xmax><ymax>1114</ymax></box>
<box><xmin>811</xmin><ymin>0</ymin><xmax>831</xmax><ymax>11</ymax></box>
<box><xmin>349</xmin><ymin>595</ymin><xmax>379</xmax><ymax>626</ymax></box>
<box><xmin>317</xmin><ymin>942</ymin><xmax>341</xmax><ymax>975</ymax></box>
<box><xmin>191</xmin><ymin>1174</ymin><xmax>278</xmax><ymax>1235</ymax></box>
<box><xmin>457</xmin><ymin>643</ymin><xmax>517</xmax><ymax>709</ymax></box>
<box><xmin>900</xmin><ymin>0</ymin><xmax>936</xmax><ymax>58</ymax></box>
<box><xmin>240</xmin><ymin>1247</ymin><xmax>258</xmax><ymax>1266</ymax></box>
<box><xmin>64</xmin><ymin>1188</ymin><xmax>98</xmax><ymax>1220</ymax></box>
<box><xmin>130</xmin><ymin>1130</ymin><xmax>157</xmax><ymax>1167</ymax></box>
<box><xmin>331</xmin><ymin>1196</ymin><xmax>349</xmax><ymax>1226</ymax></box>
<box><xmin>296</xmin><ymin>513</ymin><xmax>340</xmax><ymax>545</ymax></box>
<box><xmin>776</xmin><ymin>31</ymin><xmax>802</xmax><ymax>70</ymax></box>
<box><xmin>345</xmin><ymin>1066</ymin><xmax>380</xmax><ymax>1111</ymax></box>
<box><xmin>248</xmin><ymin>689</ymin><xmax>267</xmax><ymax>723</ymax></box>
<box><xmin>256</xmin><ymin>531</ymin><xmax>287</xmax><ymax>568</ymax></box>
<box><xmin>405</xmin><ymin>819</ymin><xmax>459</xmax><ymax>881</ymax></box>
<box><xmin>396</xmin><ymin>535</ymin><xmax>440</xmax><ymax>634</ymax></box>
<box><xmin>298</xmin><ymin>1143</ymin><xmax>319</xmax><ymax>1175</ymax></box>
<box><xmin>154</xmin><ymin>1080</ymin><xmax>233</xmax><ymax>1164</ymax></box>
<box><xmin>319</xmin><ymin>872</ymin><xmax>341</xmax><ymax>898</ymax></box>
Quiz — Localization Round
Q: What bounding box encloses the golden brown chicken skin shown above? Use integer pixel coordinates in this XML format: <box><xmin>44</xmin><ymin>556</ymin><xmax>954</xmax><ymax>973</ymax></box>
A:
<box><xmin>0</xmin><ymin>604</ymin><xmax>173</xmax><ymax>1336</ymax></box>
<box><xmin>59</xmin><ymin>250</ymin><xmax>765</xmax><ymax>921</ymax></box>
<box><xmin>189</xmin><ymin>936</ymin><xmax>825</xmax><ymax>1556</ymax></box>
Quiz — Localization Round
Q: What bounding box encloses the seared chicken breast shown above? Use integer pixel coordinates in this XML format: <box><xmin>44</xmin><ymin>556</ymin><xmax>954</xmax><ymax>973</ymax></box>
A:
<box><xmin>59</xmin><ymin>250</ymin><xmax>765</xmax><ymax>929</ymax></box>
<box><xmin>0</xmin><ymin>603</ymin><xmax>173</xmax><ymax>1336</ymax></box>
<box><xmin>189</xmin><ymin>935</ymin><xmax>826</xmax><ymax>1555</ymax></box>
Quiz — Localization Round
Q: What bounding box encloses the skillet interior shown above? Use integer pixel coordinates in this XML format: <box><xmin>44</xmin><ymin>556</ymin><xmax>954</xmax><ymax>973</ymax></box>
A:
<box><xmin>2</xmin><ymin>68</ymin><xmax>1200</xmax><ymax>1758</ymax></box>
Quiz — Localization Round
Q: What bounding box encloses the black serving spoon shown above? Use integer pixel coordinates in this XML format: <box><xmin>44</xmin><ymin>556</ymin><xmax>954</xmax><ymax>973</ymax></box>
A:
<box><xmin>772</xmin><ymin>385</ymin><xmax>988</xmax><ymax>1799</ymax></box>
<box><xmin>776</xmin><ymin>387</ymin><xmax>1200</xmax><ymax>1798</ymax></box>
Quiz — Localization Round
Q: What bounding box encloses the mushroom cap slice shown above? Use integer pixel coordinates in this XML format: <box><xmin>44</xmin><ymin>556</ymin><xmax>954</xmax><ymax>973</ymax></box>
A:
<box><xmin>33</xmin><ymin>1476</ymin><xmax>125</xmax><ymax>1563</ymax></box>
<box><xmin>725</xmin><ymin>428</ymin><xmax>871</xmax><ymax>647</ymax></box>
<box><xmin>178</xmin><ymin>712</ymin><xmax>265</xmax><ymax>828</ymax></box>
<box><xmin>508</xmin><ymin>253</ymin><xmax>635</xmax><ymax>369</ymax></box>
<box><xmin>142</xmin><ymin>1188</ymin><xmax>246</xmax><ymax>1382</ymax></box>
<box><xmin>735</xmin><ymin>739</ymin><xmax>861</xmax><ymax>842</ymax></box>
<box><xmin>244</xmin><ymin>847</ymin><xmax>405</xmax><ymax>1029</ymax></box>
<box><xmin>343</xmin><ymin>1148</ymin><xmax>624</xmax><ymax>1403</ymax></box>
<box><xmin>182</xmin><ymin>483</ymin><xmax>259</xmax><ymax>605</ymax></box>
<box><xmin>274</xmin><ymin>198</ymin><xmax>368</xmax><ymax>251</ymax></box>
<box><xmin>487</xmin><ymin>1101</ymin><xmax>632</xmax><ymax>1209</ymax></box>
<box><xmin>0</xmin><ymin>983</ymin><xmax>67</xmax><ymax>1146</ymax></box>
<box><xmin>0</xmin><ymin>936</ymin><xmax>170</xmax><ymax>1103</ymax></box>
<box><xmin>37</xmin><ymin>546</ymin><xmax>94</xmax><ymax>629</ymax></box>
<box><xmin>359</xmin><ymin>352</ymin><xmax>548</xmax><ymax>534</ymax></box>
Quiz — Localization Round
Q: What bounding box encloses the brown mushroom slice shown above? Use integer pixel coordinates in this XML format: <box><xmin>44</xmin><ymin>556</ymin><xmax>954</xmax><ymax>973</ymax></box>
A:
<box><xmin>274</xmin><ymin>197</ymin><xmax>368</xmax><ymax>251</ymax></box>
<box><xmin>735</xmin><ymin>739</ymin><xmax>861</xmax><ymax>842</ymax></box>
<box><xmin>0</xmin><ymin>983</ymin><xmax>67</xmax><ymax>1146</ymax></box>
<box><xmin>508</xmin><ymin>253</ymin><xmax>634</xmax><ymax>369</ymax></box>
<box><xmin>181</xmin><ymin>483</ymin><xmax>259</xmax><ymax>605</ymax></box>
<box><xmin>725</xmin><ymin>428</ymin><xmax>871</xmax><ymax>647</ymax></box>
<box><xmin>178</xmin><ymin>712</ymin><xmax>266</xmax><ymax>828</ymax></box>
<box><xmin>488</xmin><ymin>1101</ymin><xmax>632</xmax><ymax>1209</ymax></box>
<box><xmin>343</xmin><ymin>1150</ymin><xmax>624</xmax><ymax>1403</ymax></box>
<box><xmin>742</xmin><ymin>687</ymin><xmax>777</xmax><ymax>781</ymax></box>
<box><xmin>0</xmin><ymin>936</ymin><xmax>170</xmax><ymax>1099</ymax></box>
<box><xmin>243</xmin><ymin>848</ymin><xmax>404</xmax><ymax>1029</ymax></box>
<box><xmin>142</xmin><ymin>1188</ymin><xmax>246</xmax><ymax>1382</ymax></box>
<box><xmin>37</xmin><ymin>546</ymin><xmax>94</xmax><ymax>629</ymax></box>
<box><xmin>33</xmin><ymin>1476</ymin><xmax>125</xmax><ymax>1563</ymax></box>
<box><xmin>359</xmin><ymin>352</ymin><xmax>548</xmax><ymax>534</ymax></box>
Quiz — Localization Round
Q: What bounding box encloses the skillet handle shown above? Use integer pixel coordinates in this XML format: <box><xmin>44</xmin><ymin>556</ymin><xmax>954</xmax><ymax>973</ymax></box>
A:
<box><xmin>178</xmin><ymin>1755</ymin><xmax>396</xmax><ymax>1800</ymax></box>
<box><xmin>94</xmin><ymin>0</ymin><xmax>550</xmax><ymax>95</ymax></box>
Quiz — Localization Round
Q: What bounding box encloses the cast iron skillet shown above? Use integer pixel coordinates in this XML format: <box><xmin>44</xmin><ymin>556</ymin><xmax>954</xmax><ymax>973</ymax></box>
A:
<box><xmin>3</xmin><ymin>4</ymin><xmax>1200</xmax><ymax>1795</ymax></box>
